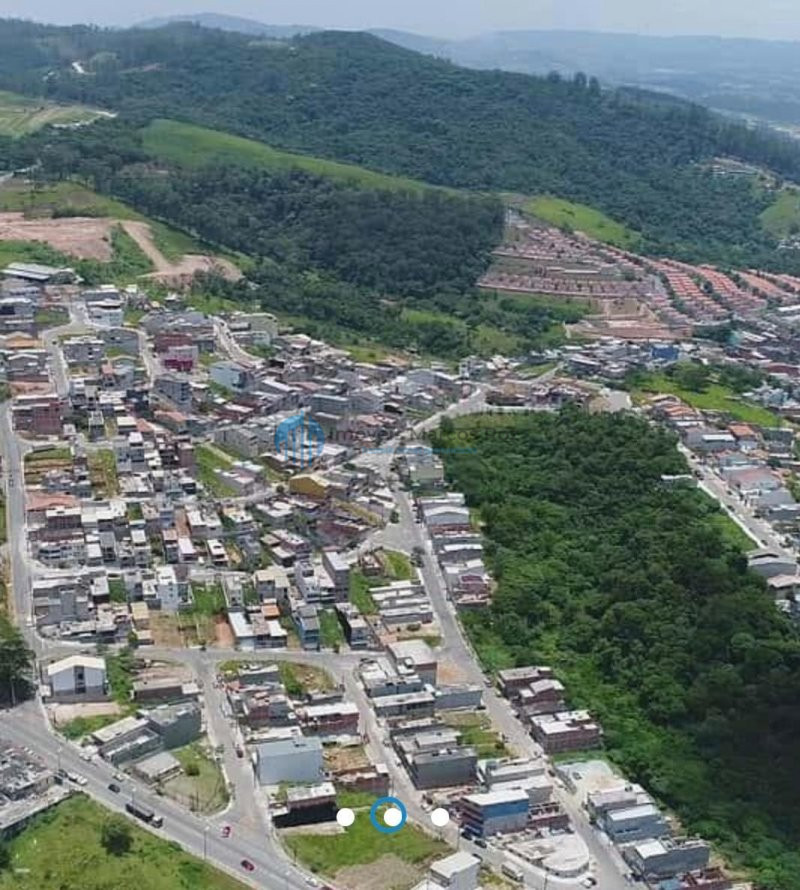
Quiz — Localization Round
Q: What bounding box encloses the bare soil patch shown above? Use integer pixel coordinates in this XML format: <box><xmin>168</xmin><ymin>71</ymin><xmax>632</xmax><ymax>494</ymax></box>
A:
<box><xmin>122</xmin><ymin>220</ymin><xmax>241</xmax><ymax>287</ymax></box>
<box><xmin>336</xmin><ymin>855</ymin><xmax>422</xmax><ymax>890</ymax></box>
<box><xmin>0</xmin><ymin>211</ymin><xmax>114</xmax><ymax>260</ymax></box>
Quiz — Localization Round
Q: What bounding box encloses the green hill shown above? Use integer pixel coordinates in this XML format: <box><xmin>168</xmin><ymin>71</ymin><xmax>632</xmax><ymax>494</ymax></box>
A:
<box><xmin>2</xmin><ymin>20</ymin><xmax>800</xmax><ymax>266</ymax></box>
<box><xmin>140</xmin><ymin>119</ymin><xmax>436</xmax><ymax>193</ymax></box>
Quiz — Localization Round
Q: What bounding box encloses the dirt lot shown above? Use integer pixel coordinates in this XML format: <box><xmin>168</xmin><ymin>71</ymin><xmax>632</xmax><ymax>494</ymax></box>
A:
<box><xmin>50</xmin><ymin>701</ymin><xmax>121</xmax><ymax>726</ymax></box>
<box><xmin>336</xmin><ymin>856</ymin><xmax>422</xmax><ymax>890</ymax></box>
<box><xmin>324</xmin><ymin>745</ymin><xmax>370</xmax><ymax>773</ymax></box>
<box><xmin>122</xmin><ymin>220</ymin><xmax>241</xmax><ymax>286</ymax></box>
<box><xmin>0</xmin><ymin>212</ymin><xmax>114</xmax><ymax>260</ymax></box>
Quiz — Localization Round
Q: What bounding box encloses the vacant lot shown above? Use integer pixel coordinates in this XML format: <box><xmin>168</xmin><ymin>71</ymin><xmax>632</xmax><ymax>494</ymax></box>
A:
<box><xmin>0</xmin><ymin>90</ymin><xmax>107</xmax><ymax>137</ymax></box>
<box><xmin>165</xmin><ymin>741</ymin><xmax>229</xmax><ymax>814</ymax></box>
<box><xmin>0</xmin><ymin>795</ymin><xmax>250</xmax><ymax>890</ymax></box>
<box><xmin>283</xmin><ymin>810</ymin><xmax>447</xmax><ymax>888</ymax></box>
<box><xmin>0</xmin><ymin>211</ymin><xmax>114</xmax><ymax>260</ymax></box>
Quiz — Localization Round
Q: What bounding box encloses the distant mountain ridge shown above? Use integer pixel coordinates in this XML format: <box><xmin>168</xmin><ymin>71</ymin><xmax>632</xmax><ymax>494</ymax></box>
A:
<box><xmin>136</xmin><ymin>12</ymin><xmax>319</xmax><ymax>38</ymax></box>
<box><xmin>137</xmin><ymin>15</ymin><xmax>800</xmax><ymax>126</ymax></box>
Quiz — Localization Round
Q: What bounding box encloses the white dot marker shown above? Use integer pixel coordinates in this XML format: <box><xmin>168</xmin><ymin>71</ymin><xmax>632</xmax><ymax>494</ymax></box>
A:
<box><xmin>336</xmin><ymin>807</ymin><xmax>355</xmax><ymax>828</ymax></box>
<box><xmin>383</xmin><ymin>807</ymin><xmax>403</xmax><ymax>828</ymax></box>
<box><xmin>430</xmin><ymin>807</ymin><xmax>450</xmax><ymax>828</ymax></box>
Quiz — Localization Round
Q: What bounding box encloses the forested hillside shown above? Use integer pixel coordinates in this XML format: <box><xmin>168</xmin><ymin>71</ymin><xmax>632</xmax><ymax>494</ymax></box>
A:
<box><xmin>3</xmin><ymin>120</ymin><xmax>566</xmax><ymax>359</ymax></box>
<box><xmin>433</xmin><ymin>410</ymin><xmax>800</xmax><ymax>890</ymax></box>
<box><xmin>2</xmin><ymin>18</ymin><xmax>800</xmax><ymax>266</ymax></box>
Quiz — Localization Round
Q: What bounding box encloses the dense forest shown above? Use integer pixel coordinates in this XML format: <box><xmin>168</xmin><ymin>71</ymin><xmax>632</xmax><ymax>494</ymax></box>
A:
<box><xmin>432</xmin><ymin>410</ymin><xmax>800</xmax><ymax>889</ymax></box>
<box><xmin>2</xmin><ymin>19</ymin><xmax>800</xmax><ymax>266</ymax></box>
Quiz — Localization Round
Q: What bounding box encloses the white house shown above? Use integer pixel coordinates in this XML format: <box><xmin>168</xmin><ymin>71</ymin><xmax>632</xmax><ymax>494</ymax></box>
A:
<box><xmin>45</xmin><ymin>654</ymin><xmax>108</xmax><ymax>701</ymax></box>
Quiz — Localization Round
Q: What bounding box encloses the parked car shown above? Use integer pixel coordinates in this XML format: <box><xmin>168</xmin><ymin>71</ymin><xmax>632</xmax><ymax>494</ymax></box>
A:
<box><xmin>107</xmin><ymin>783</ymin><xmax>121</xmax><ymax>793</ymax></box>
<box><xmin>241</xmin><ymin>860</ymin><xmax>255</xmax><ymax>872</ymax></box>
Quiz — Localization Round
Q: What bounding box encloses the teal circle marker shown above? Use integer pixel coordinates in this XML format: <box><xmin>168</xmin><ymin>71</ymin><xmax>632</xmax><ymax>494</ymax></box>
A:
<box><xmin>370</xmin><ymin>796</ymin><xmax>407</xmax><ymax>834</ymax></box>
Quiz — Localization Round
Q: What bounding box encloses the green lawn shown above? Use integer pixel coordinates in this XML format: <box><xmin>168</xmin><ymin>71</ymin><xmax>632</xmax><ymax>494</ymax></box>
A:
<box><xmin>189</xmin><ymin>583</ymin><xmax>226</xmax><ymax>617</ymax></box>
<box><xmin>382</xmin><ymin>550</ymin><xmax>414</xmax><ymax>581</ymax></box>
<box><xmin>0</xmin><ymin>90</ymin><xmax>106</xmax><ymax>137</ymax></box>
<box><xmin>0</xmin><ymin>795</ymin><xmax>250</xmax><ymax>890</ymax></box>
<box><xmin>34</xmin><ymin>308</ymin><xmax>69</xmax><ymax>328</ymax></box>
<box><xmin>319</xmin><ymin>609</ymin><xmax>345</xmax><ymax>650</ymax></box>
<box><xmin>88</xmin><ymin>449</ymin><xmax>119</xmax><ymax>497</ymax></box>
<box><xmin>58</xmin><ymin>713</ymin><xmax>119</xmax><ymax>740</ymax></box>
<box><xmin>283</xmin><ymin>808</ymin><xmax>448</xmax><ymax>877</ymax></box>
<box><xmin>522</xmin><ymin>195</ymin><xmax>640</xmax><ymax>248</ymax></box>
<box><xmin>349</xmin><ymin>570</ymin><xmax>378</xmax><ymax>615</ymax></box>
<box><xmin>195</xmin><ymin>445</ymin><xmax>236</xmax><ymax>497</ymax></box>
<box><xmin>439</xmin><ymin>712</ymin><xmax>510</xmax><ymax>758</ymax></box>
<box><xmin>141</xmin><ymin>118</ymin><xmax>438</xmax><ymax>194</ymax></box>
<box><xmin>24</xmin><ymin>447</ymin><xmax>72</xmax><ymax>464</ymax></box>
<box><xmin>278</xmin><ymin>662</ymin><xmax>334</xmax><ymax>696</ymax></box>
<box><xmin>634</xmin><ymin>374</ymin><xmax>781</xmax><ymax>426</ymax></box>
<box><xmin>166</xmin><ymin>741</ymin><xmax>229</xmax><ymax>814</ymax></box>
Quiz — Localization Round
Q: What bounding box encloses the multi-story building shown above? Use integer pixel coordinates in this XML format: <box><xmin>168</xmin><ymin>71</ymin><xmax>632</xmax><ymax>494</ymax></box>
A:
<box><xmin>460</xmin><ymin>788</ymin><xmax>530</xmax><ymax>837</ymax></box>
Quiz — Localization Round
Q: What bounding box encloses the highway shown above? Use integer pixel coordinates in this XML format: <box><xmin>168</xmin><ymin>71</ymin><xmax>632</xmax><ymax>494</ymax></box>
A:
<box><xmin>0</xmin><ymin>702</ymin><xmax>316</xmax><ymax>890</ymax></box>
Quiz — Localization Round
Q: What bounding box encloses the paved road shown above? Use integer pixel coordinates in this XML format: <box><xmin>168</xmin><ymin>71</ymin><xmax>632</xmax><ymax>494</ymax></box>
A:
<box><xmin>0</xmin><ymin>702</ymin><xmax>317</xmax><ymax>890</ymax></box>
<box><xmin>678</xmin><ymin>444</ymin><xmax>792</xmax><ymax>556</ymax></box>
<box><xmin>379</xmin><ymin>480</ymin><xmax>631</xmax><ymax>890</ymax></box>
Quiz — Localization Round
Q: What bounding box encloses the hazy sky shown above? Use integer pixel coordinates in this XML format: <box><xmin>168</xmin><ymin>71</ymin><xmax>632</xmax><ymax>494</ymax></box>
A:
<box><xmin>0</xmin><ymin>0</ymin><xmax>794</xmax><ymax>42</ymax></box>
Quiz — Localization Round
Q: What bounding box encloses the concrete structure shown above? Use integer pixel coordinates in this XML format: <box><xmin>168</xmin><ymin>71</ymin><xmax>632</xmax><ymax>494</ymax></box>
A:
<box><xmin>388</xmin><ymin>639</ymin><xmax>438</xmax><ymax>685</ymax></box>
<box><xmin>427</xmin><ymin>852</ymin><xmax>481</xmax><ymax>890</ymax></box>
<box><xmin>132</xmin><ymin>750</ymin><xmax>182</xmax><ymax>784</ymax></box>
<box><xmin>461</xmin><ymin>788</ymin><xmax>530</xmax><ymax>837</ymax></box>
<box><xmin>625</xmin><ymin>839</ymin><xmax>711</xmax><ymax>880</ymax></box>
<box><xmin>408</xmin><ymin>746</ymin><xmax>477</xmax><ymax>790</ymax></box>
<box><xmin>602</xmin><ymin>803</ymin><xmax>670</xmax><ymax>843</ymax></box>
<box><xmin>145</xmin><ymin>702</ymin><xmax>202</xmax><ymax>749</ymax></box>
<box><xmin>44</xmin><ymin>655</ymin><xmax>107</xmax><ymax>701</ymax></box>
<box><xmin>254</xmin><ymin>736</ymin><xmax>324</xmax><ymax>785</ymax></box>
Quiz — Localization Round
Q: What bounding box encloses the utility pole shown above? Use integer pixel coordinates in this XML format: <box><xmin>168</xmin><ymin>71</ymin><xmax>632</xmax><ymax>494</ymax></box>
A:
<box><xmin>203</xmin><ymin>823</ymin><xmax>208</xmax><ymax>861</ymax></box>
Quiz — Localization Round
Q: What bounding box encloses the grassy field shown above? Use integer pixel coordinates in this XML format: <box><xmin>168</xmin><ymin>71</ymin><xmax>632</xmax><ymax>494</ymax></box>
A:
<box><xmin>194</xmin><ymin>444</ymin><xmax>236</xmax><ymax>497</ymax></box>
<box><xmin>761</xmin><ymin>188</ymin><xmax>800</xmax><ymax>238</ymax></box>
<box><xmin>58</xmin><ymin>713</ymin><xmax>119</xmax><ymax>740</ymax></box>
<box><xmin>0</xmin><ymin>795</ymin><xmax>250</xmax><ymax>890</ymax></box>
<box><xmin>141</xmin><ymin>118</ymin><xmax>438</xmax><ymax>194</ymax></box>
<box><xmin>522</xmin><ymin>195</ymin><xmax>640</xmax><ymax>248</ymax></box>
<box><xmin>0</xmin><ymin>90</ymin><xmax>106</xmax><ymax>137</ymax></box>
<box><xmin>440</xmin><ymin>711</ymin><xmax>510</xmax><ymax>758</ymax></box>
<box><xmin>633</xmin><ymin>373</ymin><xmax>781</xmax><ymax>426</ymax></box>
<box><xmin>319</xmin><ymin>609</ymin><xmax>345</xmax><ymax>649</ymax></box>
<box><xmin>279</xmin><ymin>662</ymin><xmax>334</xmax><ymax>696</ymax></box>
<box><xmin>87</xmin><ymin>449</ymin><xmax>119</xmax><ymax>497</ymax></box>
<box><xmin>283</xmin><ymin>808</ymin><xmax>448</xmax><ymax>878</ymax></box>
<box><xmin>382</xmin><ymin>550</ymin><xmax>414</xmax><ymax>580</ymax></box>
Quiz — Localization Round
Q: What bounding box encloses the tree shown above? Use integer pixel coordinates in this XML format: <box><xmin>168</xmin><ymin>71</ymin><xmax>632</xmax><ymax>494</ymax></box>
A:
<box><xmin>0</xmin><ymin>841</ymin><xmax>10</xmax><ymax>870</ymax></box>
<box><xmin>0</xmin><ymin>619</ymin><xmax>33</xmax><ymax>706</ymax></box>
<box><xmin>101</xmin><ymin>816</ymin><xmax>132</xmax><ymax>856</ymax></box>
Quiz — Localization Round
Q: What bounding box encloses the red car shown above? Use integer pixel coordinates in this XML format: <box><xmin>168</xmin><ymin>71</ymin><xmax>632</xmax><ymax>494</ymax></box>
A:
<box><xmin>221</xmin><ymin>825</ymin><xmax>231</xmax><ymax>838</ymax></box>
<box><xmin>240</xmin><ymin>859</ymin><xmax>255</xmax><ymax>872</ymax></box>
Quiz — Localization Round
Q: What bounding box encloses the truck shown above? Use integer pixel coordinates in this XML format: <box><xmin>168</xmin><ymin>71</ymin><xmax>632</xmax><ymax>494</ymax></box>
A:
<box><xmin>126</xmin><ymin>801</ymin><xmax>163</xmax><ymax>827</ymax></box>
<box><xmin>500</xmin><ymin>863</ymin><xmax>524</xmax><ymax>884</ymax></box>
